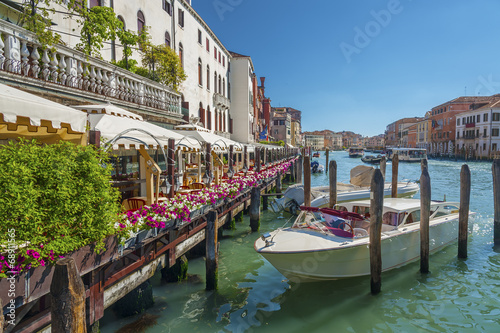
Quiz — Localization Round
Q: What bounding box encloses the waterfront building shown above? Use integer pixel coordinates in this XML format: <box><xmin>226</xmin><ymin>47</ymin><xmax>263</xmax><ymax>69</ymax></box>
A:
<box><xmin>385</xmin><ymin>117</ymin><xmax>422</xmax><ymax>148</ymax></box>
<box><xmin>271</xmin><ymin>108</ymin><xmax>292</xmax><ymax>145</ymax></box>
<box><xmin>455</xmin><ymin>99</ymin><xmax>500</xmax><ymax>158</ymax></box>
<box><xmin>429</xmin><ymin>95</ymin><xmax>500</xmax><ymax>155</ymax></box>
<box><xmin>304</xmin><ymin>134</ymin><xmax>325</xmax><ymax>150</ymax></box>
<box><xmin>342</xmin><ymin>131</ymin><xmax>362</xmax><ymax>148</ymax></box>
<box><xmin>256</xmin><ymin>77</ymin><xmax>272</xmax><ymax>142</ymax></box>
<box><xmin>364</xmin><ymin>134</ymin><xmax>385</xmax><ymax>150</ymax></box>
<box><xmin>415</xmin><ymin>113</ymin><xmax>431</xmax><ymax>150</ymax></box>
<box><xmin>290</xmin><ymin>119</ymin><xmax>301</xmax><ymax>147</ymax></box>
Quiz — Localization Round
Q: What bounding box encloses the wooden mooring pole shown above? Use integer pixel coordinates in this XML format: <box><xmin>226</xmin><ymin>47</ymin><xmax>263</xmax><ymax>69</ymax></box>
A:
<box><xmin>391</xmin><ymin>154</ymin><xmax>399</xmax><ymax>198</ymax></box>
<box><xmin>326</xmin><ymin>149</ymin><xmax>329</xmax><ymax>173</ymax></box>
<box><xmin>420</xmin><ymin>165</ymin><xmax>431</xmax><ymax>273</ymax></box>
<box><xmin>493</xmin><ymin>160</ymin><xmax>500</xmax><ymax>245</ymax></box>
<box><xmin>421</xmin><ymin>158</ymin><xmax>428</xmax><ymax>173</ymax></box>
<box><xmin>290</xmin><ymin>160</ymin><xmax>296</xmax><ymax>183</ymax></box>
<box><xmin>329</xmin><ymin>160</ymin><xmax>337</xmax><ymax>209</ymax></box>
<box><xmin>51</xmin><ymin>258</ymin><xmax>86</xmax><ymax>333</ymax></box>
<box><xmin>380</xmin><ymin>156</ymin><xmax>386</xmax><ymax>181</ymax></box>
<box><xmin>370</xmin><ymin>169</ymin><xmax>384</xmax><ymax>294</ymax></box>
<box><xmin>458</xmin><ymin>164</ymin><xmax>471</xmax><ymax>258</ymax></box>
<box><xmin>249</xmin><ymin>187</ymin><xmax>261</xmax><ymax>231</ymax></box>
<box><xmin>276</xmin><ymin>172</ymin><xmax>282</xmax><ymax>198</ymax></box>
<box><xmin>206</xmin><ymin>210</ymin><xmax>218</xmax><ymax>290</ymax></box>
<box><xmin>304</xmin><ymin>156</ymin><xmax>311</xmax><ymax>207</ymax></box>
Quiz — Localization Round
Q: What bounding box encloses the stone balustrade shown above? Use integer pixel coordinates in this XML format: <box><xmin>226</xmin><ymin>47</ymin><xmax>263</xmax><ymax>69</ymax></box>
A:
<box><xmin>213</xmin><ymin>92</ymin><xmax>230</xmax><ymax>109</ymax></box>
<box><xmin>0</xmin><ymin>19</ymin><xmax>181</xmax><ymax>115</ymax></box>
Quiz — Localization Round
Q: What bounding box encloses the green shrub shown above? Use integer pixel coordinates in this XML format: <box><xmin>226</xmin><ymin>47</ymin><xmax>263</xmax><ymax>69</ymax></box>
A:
<box><xmin>0</xmin><ymin>140</ymin><xmax>120</xmax><ymax>276</ymax></box>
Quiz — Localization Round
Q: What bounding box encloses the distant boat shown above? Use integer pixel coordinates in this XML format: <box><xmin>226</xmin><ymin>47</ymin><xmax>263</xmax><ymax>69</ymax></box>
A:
<box><xmin>361</xmin><ymin>155</ymin><xmax>383</xmax><ymax>164</ymax></box>
<box><xmin>387</xmin><ymin>148</ymin><xmax>427</xmax><ymax>162</ymax></box>
<box><xmin>311</xmin><ymin>160</ymin><xmax>324</xmax><ymax>173</ymax></box>
<box><xmin>312</xmin><ymin>152</ymin><xmax>321</xmax><ymax>158</ymax></box>
<box><xmin>348</xmin><ymin>147</ymin><xmax>364</xmax><ymax>158</ymax></box>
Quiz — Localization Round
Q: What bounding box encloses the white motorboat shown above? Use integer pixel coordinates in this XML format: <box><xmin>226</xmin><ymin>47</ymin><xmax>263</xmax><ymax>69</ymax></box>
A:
<box><xmin>348</xmin><ymin>147</ymin><xmax>364</xmax><ymax>157</ymax></box>
<box><xmin>270</xmin><ymin>181</ymin><xmax>419</xmax><ymax>214</ymax></box>
<box><xmin>255</xmin><ymin>198</ymin><xmax>474</xmax><ymax>282</ymax></box>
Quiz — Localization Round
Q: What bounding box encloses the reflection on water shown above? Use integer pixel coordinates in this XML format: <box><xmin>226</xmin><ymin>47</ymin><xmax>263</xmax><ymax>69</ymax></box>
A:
<box><xmin>101</xmin><ymin>152</ymin><xmax>500</xmax><ymax>332</ymax></box>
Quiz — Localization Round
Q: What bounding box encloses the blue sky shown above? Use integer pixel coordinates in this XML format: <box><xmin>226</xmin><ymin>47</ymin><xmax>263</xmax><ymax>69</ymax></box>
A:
<box><xmin>193</xmin><ymin>0</ymin><xmax>500</xmax><ymax>137</ymax></box>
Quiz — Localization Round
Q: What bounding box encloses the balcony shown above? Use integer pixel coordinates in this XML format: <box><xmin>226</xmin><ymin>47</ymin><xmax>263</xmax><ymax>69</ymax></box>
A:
<box><xmin>213</xmin><ymin>92</ymin><xmax>230</xmax><ymax>109</ymax></box>
<box><xmin>465</xmin><ymin>123</ymin><xmax>475</xmax><ymax>128</ymax></box>
<box><xmin>0</xmin><ymin>20</ymin><xmax>181</xmax><ymax>118</ymax></box>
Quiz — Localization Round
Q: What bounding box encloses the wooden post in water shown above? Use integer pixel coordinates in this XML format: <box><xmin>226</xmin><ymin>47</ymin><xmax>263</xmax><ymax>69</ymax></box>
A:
<box><xmin>329</xmin><ymin>160</ymin><xmax>337</xmax><ymax>209</ymax></box>
<box><xmin>249</xmin><ymin>187</ymin><xmax>261</xmax><ymax>231</ymax></box>
<box><xmin>370</xmin><ymin>169</ymin><xmax>384</xmax><ymax>295</ymax></box>
<box><xmin>243</xmin><ymin>145</ymin><xmax>248</xmax><ymax>175</ymax></box>
<box><xmin>304</xmin><ymin>156</ymin><xmax>311</xmax><ymax>206</ymax></box>
<box><xmin>298</xmin><ymin>154</ymin><xmax>303</xmax><ymax>184</ymax></box>
<box><xmin>256</xmin><ymin>147</ymin><xmax>261</xmax><ymax>173</ymax></box>
<box><xmin>51</xmin><ymin>258</ymin><xmax>86</xmax><ymax>333</ymax></box>
<box><xmin>0</xmin><ymin>298</ymin><xmax>3</xmax><ymax>332</ymax></box>
<box><xmin>420</xmin><ymin>166</ymin><xmax>431</xmax><ymax>273</ymax></box>
<box><xmin>206</xmin><ymin>210</ymin><xmax>218</xmax><ymax>290</ymax></box>
<box><xmin>277</xmin><ymin>171</ymin><xmax>282</xmax><ymax>198</ymax></box>
<box><xmin>205</xmin><ymin>143</ymin><xmax>212</xmax><ymax>188</ymax></box>
<box><xmin>421</xmin><ymin>158</ymin><xmax>428</xmax><ymax>172</ymax></box>
<box><xmin>290</xmin><ymin>160</ymin><xmax>296</xmax><ymax>183</ymax></box>
<box><xmin>380</xmin><ymin>156</ymin><xmax>386</xmax><ymax>181</ymax></box>
<box><xmin>458</xmin><ymin>164</ymin><xmax>471</xmax><ymax>258</ymax></box>
<box><xmin>326</xmin><ymin>149</ymin><xmax>329</xmax><ymax>173</ymax></box>
<box><xmin>263</xmin><ymin>182</ymin><xmax>268</xmax><ymax>211</ymax></box>
<box><xmin>391</xmin><ymin>154</ymin><xmax>399</xmax><ymax>198</ymax></box>
<box><xmin>493</xmin><ymin>160</ymin><xmax>500</xmax><ymax>245</ymax></box>
<box><xmin>229</xmin><ymin>145</ymin><xmax>234</xmax><ymax>177</ymax></box>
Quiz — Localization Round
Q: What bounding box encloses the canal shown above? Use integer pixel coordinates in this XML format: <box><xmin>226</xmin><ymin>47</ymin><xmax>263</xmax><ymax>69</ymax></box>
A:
<box><xmin>101</xmin><ymin>151</ymin><xmax>499</xmax><ymax>332</ymax></box>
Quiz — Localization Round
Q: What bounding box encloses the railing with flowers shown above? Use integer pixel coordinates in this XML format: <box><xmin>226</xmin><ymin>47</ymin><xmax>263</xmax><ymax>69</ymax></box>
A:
<box><xmin>115</xmin><ymin>160</ymin><xmax>295</xmax><ymax>243</ymax></box>
<box><xmin>0</xmin><ymin>19</ymin><xmax>181</xmax><ymax>115</ymax></box>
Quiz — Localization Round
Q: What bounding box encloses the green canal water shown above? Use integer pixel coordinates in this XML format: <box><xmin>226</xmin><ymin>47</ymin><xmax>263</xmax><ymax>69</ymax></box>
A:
<box><xmin>101</xmin><ymin>151</ymin><xmax>500</xmax><ymax>332</ymax></box>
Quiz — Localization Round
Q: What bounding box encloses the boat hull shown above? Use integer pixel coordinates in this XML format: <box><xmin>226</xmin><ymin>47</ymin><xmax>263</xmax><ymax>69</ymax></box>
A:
<box><xmin>256</xmin><ymin>215</ymin><xmax>462</xmax><ymax>281</ymax></box>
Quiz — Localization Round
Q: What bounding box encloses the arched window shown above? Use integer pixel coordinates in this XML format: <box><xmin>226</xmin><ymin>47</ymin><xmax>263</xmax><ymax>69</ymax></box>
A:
<box><xmin>198</xmin><ymin>58</ymin><xmax>202</xmax><ymax>86</ymax></box>
<box><xmin>214</xmin><ymin>72</ymin><xmax>217</xmax><ymax>94</ymax></box>
<box><xmin>219</xmin><ymin>110</ymin><xmax>222</xmax><ymax>131</ymax></box>
<box><xmin>218</xmin><ymin>75</ymin><xmax>221</xmax><ymax>95</ymax></box>
<box><xmin>179</xmin><ymin>43</ymin><xmax>183</xmax><ymax>68</ymax></box>
<box><xmin>223</xmin><ymin>112</ymin><xmax>226</xmax><ymax>132</ymax></box>
<box><xmin>214</xmin><ymin>110</ymin><xmax>218</xmax><ymax>131</ymax></box>
<box><xmin>207</xmin><ymin>106</ymin><xmax>211</xmax><ymax>130</ymax></box>
<box><xmin>222</xmin><ymin>78</ymin><xmax>225</xmax><ymax>97</ymax></box>
<box><xmin>199</xmin><ymin>103</ymin><xmax>205</xmax><ymax>128</ymax></box>
<box><xmin>137</xmin><ymin>11</ymin><xmax>145</xmax><ymax>33</ymax></box>
<box><xmin>117</xmin><ymin>15</ymin><xmax>126</xmax><ymax>29</ymax></box>
<box><xmin>165</xmin><ymin>31</ymin><xmax>171</xmax><ymax>47</ymax></box>
<box><xmin>206</xmin><ymin>65</ymin><xmax>210</xmax><ymax>90</ymax></box>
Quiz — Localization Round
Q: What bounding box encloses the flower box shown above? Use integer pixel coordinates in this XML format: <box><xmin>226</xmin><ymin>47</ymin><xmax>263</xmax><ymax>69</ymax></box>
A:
<box><xmin>189</xmin><ymin>208</ymin><xmax>203</xmax><ymax>220</ymax></box>
<box><xmin>212</xmin><ymin>199</ymin><xmax>224</xmax><ymax>209</ymax></box>
<box><xmin>157</xmin><ymin>219</ymin><xmax>176</xmax><ymax>235</ymax></box>
<box><xmin>135</xmin><ymin>228</ymin><xmax>156</xmax><ymax>245</ymax></box>
<box><xmin>118</xmin><ymin>236</ymin><xmax>136</xmax><ymax>256</ymax></box>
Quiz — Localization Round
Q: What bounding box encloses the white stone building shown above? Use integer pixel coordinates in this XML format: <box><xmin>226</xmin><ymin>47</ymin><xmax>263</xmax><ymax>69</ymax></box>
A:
<box><xmin>305</xmin><ymin>134</ymin><xmax>325</xmax><ymax>151</ymax></box>
<box><xmin>455</xmin><ymin>100</ymin><xmax>500</xmax><ymax>158</ymax></box>
<box><xmin>48</xmin><ymin>0</ymin><xmax>232</xmax><ymax>135</ymax></box>
<box><xmin>229</xmin><ymin>52</ymin><xmax>256</xmax><ymax>144</ymax></box>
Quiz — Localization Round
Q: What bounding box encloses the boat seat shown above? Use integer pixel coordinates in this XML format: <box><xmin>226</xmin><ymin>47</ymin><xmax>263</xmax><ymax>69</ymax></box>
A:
<box><xmin>353</xmin><ymin>228</ymin><xmax>369</xmax><ymax>237</ymax></box>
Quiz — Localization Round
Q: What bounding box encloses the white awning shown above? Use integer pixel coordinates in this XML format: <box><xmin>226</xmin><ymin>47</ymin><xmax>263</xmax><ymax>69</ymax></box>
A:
<box><xmin>174</xmin><ymin>123</ymin><xmax>244</xmax><ymax>152</ymax></box>
<box><xmin>71</xmin><ymin>103</ymin><xmax>143</xmax><ymax>120</ymax></box>
<box><xmin>87</xmin><ymin>113</ymin><xmax>201</xmax><ymax>152</ymax></box>
<box><xmin>0</xmin><ymin>83</ymin><xmax>86</xmax><ymax>144</ymax></box>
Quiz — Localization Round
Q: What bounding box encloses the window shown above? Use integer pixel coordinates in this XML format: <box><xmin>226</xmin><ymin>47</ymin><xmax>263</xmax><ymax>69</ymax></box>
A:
<box><xmin>477</xmin><ymin>114</ymin><xmax>480</xmax><ymax>123</ymax></box>
<box><xmin>178</xmin><ymin>8</ymin><xmax>184</xmax><ymax>27</ymax></box>
<box><xmin>89</xmin><ymin>0</ymin><xmax>101</xmax><ymax>7</ymax></box>
<box><xmin>214</xmin><ymin>47</ymin><xmax>217</xmax><ymax>59</ymax></box>
<box><xmin>493</xmin><ymin>128</ymin><xmax>499</xmax><ymax>137</ymax></box>
<box><xmin>462</xmin><ymin>117</ymin><xmax>465</xmax><ymax>124</ymax></box>
<box><xmin>457</xmin><ymin>118</ymin><xmax>460</xmax><ymax>126</ymax></box>
<box><xmin>198</xmin><ymin>30</ymin><xmax>202</xmax><ymax>44</ymax></box>
<box><xmin>206</xmin><ymin>38</ymin><xmax>209</xmax><ymax>52</ymax></box>
<box><xmin>117</xmin><ymin>15</ymin><xmax>125</xmax><ymax>29</ymax></box>
<box><xmin>223</xmin><ymin>56</ymin><xmax>225</xmax><ymax>67</ymax></box>
<box><xmin>457</xmin><ymin>132</ymin><xmax>460</xmax><ymax>138</ymax></box>
<box><xmin>207</xmin><ymin>106</ymin><xmax>211</xmax><ymax>130</ymax></box>
<box><xmin>222</xmin><ymin>78</ymin><xmax>225</xmax><ymax>96</ymax></box>
<box><xmin>137</xmin><ymin>10</ymin><xmax>145</xmax><ymax>33</ymax></box>
<box><xmin>218</xmin><ymin>51</ymin><xmax>221</xmax><ymax>63</ymax></box>
<box><xmin>214</xmin><ymin>72</ymin><xmax>217</xmax><ymax>93</ymax></box>
<box><xmin>179</xmin><ymin>43</ymin><xmax>183</xmax><ymax>68</ymax></box>
<box><xmin>484</xmin><ymin>143</ymin><xmax>487</xmax><ymax>151</ymax></box>
<box><xmin>484</xmin><ymin>113</ymin><xmax>489</xmax><ymax>122</ymax></box>
<box><xmin>165</xmin><ymin>31</ymin><xmax>171</xmax><ymax>47</ymax></box>
<box><xmin>484</xmin><ymin>128</ymin><xmax>487</xmax><ymax>137</ymax></box>
<box><xmin>198</xmin><ymin>58</ymin><xmax>202</xmax><ymax>86</ymax></box>
<box><xmin>494</xmin><ymin>113</ymin><xmax>500</xmax><ymax>121</ymax></box>
<box><xmin>476</xmin><ymin>129</ymin><xmax>479</xmax><ymax>137</ymax></box>
<box><xmin>206</xmin><ymin>66</ymin><xmax>210</xmax><ymax>90</ymax></box>
<box><xmin>218</xmin><ymin>75</ymin><xmax>221</xmax><ymax>94</ymax></box>
<box><xmin>163</xmin><ymin>0</ymin><xmax>171</xmax><ymax>14</ymax></box>
<box><xmin>494</xmin><ymin>143</ymin><xmax>498</xmax><ymax>151</ymax></box>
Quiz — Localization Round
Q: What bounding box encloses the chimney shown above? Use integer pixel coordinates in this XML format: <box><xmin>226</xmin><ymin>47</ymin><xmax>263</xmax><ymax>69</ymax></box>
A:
<box><xmin>260</xmin><ymin>77</ymin><xmax>266</xmax><ymax>88</ymax></box>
